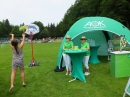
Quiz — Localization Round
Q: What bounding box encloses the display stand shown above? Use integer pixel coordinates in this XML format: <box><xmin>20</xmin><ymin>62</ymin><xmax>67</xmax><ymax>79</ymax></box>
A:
<box><xmin>110</xmin><ymin>51</ymin><xmax>130</xmax><ymax>77</ymax></box>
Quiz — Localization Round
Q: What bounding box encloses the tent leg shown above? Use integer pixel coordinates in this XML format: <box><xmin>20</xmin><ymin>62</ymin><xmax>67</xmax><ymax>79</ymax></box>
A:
<box><xmin>69</xmin><ymin>78</ymin><xmax>76</xmax><ymax>82</ymax></box>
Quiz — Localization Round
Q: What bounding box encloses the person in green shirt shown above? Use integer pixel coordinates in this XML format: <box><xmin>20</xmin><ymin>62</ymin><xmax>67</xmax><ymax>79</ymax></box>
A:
<box><xmin>80</xmin><ymin>36</ymin><xmax>90</xmax><ymax>76</ymax></box>
<box><xmin>63</xmin><ymin>35</ymin><xmax>74</xmax><ymax>75</ymax></box>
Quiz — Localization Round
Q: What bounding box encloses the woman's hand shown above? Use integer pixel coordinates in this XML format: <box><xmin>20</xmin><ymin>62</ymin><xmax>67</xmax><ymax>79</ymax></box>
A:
<box><xmin>10</xmin><ymin>34</ymin><xmax>14</xmax><ymax>36</ymax></box>
<box><xmin>10</xmin><ymin>34</ymin><xmax>14</xmax><ymax>41</ymax></box>
<box><xmin>22</xmin><ymin>33</ymin><xmax>26</xmax><ymax>37</ymax></box>
<box><xmin>64</xmin><ymin>49</ymin><xmax>67</xmax><ymax>50</ymax></box>
<box><xmin>81</xmin><ymin>48</ymin><xmax>86</xmax><ymax>50</ymax></box>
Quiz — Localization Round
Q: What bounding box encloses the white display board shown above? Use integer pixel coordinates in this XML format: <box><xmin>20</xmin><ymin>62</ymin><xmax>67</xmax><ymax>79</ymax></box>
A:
<box><xmin>123</xmin><ymin>78</ymin><xmax>130</xmax><ymax>97</ymax></box>
<box><xmin>87</xmin><ymin>39</ymin><xmax>95</xmax><ymax>46</ymax></box>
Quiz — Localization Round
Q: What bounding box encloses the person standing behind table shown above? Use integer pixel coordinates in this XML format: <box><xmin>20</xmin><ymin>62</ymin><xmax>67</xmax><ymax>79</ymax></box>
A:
<box><xmin>9</xmin><ymin>33</ymin><xmax>26</xmax><ymax>92</ymax></box>
<box><xmin>80</xmin><ymin>36</ymin><xmax>90</xmax><ymax>76</ymax></box>
<box><xmin>63</xmin><ymin>35</ymin><xmax>74</xmax><ymax>75</ymax></box>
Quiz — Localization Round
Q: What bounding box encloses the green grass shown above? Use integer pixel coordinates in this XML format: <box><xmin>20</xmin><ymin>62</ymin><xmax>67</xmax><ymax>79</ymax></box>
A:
<box><xmin>0</xmin><ymin>42</ymin><xmax>129</xmax><ymax>97</ymax></box>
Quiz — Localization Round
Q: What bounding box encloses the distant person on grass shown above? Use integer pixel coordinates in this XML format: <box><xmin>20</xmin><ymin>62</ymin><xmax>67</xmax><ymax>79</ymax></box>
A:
<box><xmin>1</xmin><ymin>42</ymin><xmax>5</xmax><ymax>48</ymax></box>
<box><xmin>9</xmin><ymin>33</ymin><xmax>26</xmax><ymax>92</ymax></box>
<box><xmin>80</xmin><ymin>36</ymin><xmax>90</xmax><ymax>76</ymax></box>
<box><xmin>63</xmin><ymin>35</ymin><xmax>74</xmax><ymax>75</ymax></box>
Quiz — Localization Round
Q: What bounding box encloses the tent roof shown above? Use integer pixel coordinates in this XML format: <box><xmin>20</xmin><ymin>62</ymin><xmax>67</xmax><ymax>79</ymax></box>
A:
<box><xmin>67</xmin><ymin>17</ymin><xmax>130</xmax><ymax>43</ymax></box>
<box><xmin>56</xmin><ymin>17</ymin><xmax>130</xmax><ymax>68</ymax></box>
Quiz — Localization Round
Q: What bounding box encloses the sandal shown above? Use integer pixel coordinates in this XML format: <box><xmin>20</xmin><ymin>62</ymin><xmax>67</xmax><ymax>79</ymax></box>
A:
<box><xmin>22</xmin><ymin>84</ymin><xmax>26</xmax><ymax>87</ymax></box>
<box><xmin>66</xmin><ymin>72</ymin><xmax>68</xmax><ymax>75</ymax></box>
<box><xmin>9</xmin><ymin>86</ymin><xmax>14</xmax><ymax>92</ymax></box>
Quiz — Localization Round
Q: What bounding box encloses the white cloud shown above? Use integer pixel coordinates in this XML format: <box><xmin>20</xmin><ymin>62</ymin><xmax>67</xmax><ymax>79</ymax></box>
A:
<box><xmin>0</xmin><ymin>0</ymin><xmax>75</xmax><ymax>26</ymax></box>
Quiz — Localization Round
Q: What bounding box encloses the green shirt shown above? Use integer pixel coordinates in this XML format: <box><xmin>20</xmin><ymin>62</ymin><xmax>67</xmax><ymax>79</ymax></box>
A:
<box><xmin>81</xmin><ymin>42</ymin><xmax>90</xmax><ymax>56</ymax></box>
<box><xmin>63</xmin><ymin>41</ymin><xmax>73</xmax><ymax>53</ymax></box>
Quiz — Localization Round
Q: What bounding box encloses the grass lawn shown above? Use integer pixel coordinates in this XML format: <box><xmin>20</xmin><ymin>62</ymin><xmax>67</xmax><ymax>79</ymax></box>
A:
<box><xmin>0</xmin><ymin>42</ymin><xmax>129</xmax><ymax>97</ymax></box>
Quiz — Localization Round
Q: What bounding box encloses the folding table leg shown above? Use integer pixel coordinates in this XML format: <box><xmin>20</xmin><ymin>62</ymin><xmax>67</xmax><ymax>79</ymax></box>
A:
<box><xmin>69</xmin><ymin>78</ymin><xmax>76</xmax><ymax>82</ymax></box>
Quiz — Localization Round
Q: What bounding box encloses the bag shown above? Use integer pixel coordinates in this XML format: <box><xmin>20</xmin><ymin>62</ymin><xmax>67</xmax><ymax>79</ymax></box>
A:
<box><xmin>54</xmin><ymin>66</ymin><xmax>65</xmax><ymax>72</ymax></box>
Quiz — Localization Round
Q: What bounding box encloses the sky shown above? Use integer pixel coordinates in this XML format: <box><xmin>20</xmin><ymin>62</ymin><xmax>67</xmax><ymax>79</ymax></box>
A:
<box><xmin>0</xmin><ymin>0</ymin><xmax>76</xmax><ymax>26</ymax></box>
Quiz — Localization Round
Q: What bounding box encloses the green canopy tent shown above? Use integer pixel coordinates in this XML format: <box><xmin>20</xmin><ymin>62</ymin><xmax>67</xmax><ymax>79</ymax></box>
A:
<box><xmin>54</xmin><ymin>17</ymin><xmax>130</xmax><ymax>72</ymax></box>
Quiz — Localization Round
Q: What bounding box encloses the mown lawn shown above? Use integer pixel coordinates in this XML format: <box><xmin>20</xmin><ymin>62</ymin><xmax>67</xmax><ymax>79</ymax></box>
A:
<box><xmin>0</xmin><ymin>42</ymin><xmax>129</xmax><ymax>97</ymax></box>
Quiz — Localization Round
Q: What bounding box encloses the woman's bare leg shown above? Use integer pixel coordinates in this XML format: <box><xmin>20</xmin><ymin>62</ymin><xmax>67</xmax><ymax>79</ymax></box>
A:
<box><xmin>20</xmin><ymin>69</ymin><xmax>26</xmax><ymax>85</ymax></box>
<box><xmin>9</xmin><ymin>69</ymin><xmax>16</xmax><ymax>92</ymax></box>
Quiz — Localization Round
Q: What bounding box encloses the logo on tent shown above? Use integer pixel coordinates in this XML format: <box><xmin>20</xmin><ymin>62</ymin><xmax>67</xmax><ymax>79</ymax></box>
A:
<box><xmin>84</xmin><ymin>21</ymin><xmax>106</xmax><ymax>28</ymax></box>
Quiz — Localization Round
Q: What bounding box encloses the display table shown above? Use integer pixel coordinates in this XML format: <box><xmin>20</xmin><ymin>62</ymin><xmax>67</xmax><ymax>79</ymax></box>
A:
<box><xmin>110</xmin><ymin>51</ymin><xmax>130</xmax><ymax>77</ymax></box>
<box><xmin>89</xmin><ymin>45</ymin><xmax>101</xmax><ymax>64</ymax></box>
<box><xmin>65</xmin><ymin>50</ymin><xmax>87</xmax><ymax>82</ymax></box>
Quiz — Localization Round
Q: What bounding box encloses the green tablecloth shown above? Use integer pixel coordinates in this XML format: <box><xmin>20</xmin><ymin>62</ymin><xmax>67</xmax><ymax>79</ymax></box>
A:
<box><xmin>65</xmin><ymin>50</ymin><xmax>87</xmax><ymax>82</ymax></box>
<box><xmin>89</xmin><ymin>45</ymin><xmax>101</xmax><ymax>64</ymax></box>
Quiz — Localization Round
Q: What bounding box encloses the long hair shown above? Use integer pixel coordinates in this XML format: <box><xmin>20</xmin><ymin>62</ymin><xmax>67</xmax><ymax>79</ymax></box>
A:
<box><xmin>11</xmin><ymin>39</ymin><xmax>19</xmax><ymax>54</ymax></box>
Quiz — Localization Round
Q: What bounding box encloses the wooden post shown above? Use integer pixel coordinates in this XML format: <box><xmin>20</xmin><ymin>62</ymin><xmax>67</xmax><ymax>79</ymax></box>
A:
<box><xmin>31</xmin><ymin>40</ymin><xmax>35</xmax><ymax>66</ymax></box>
<box><xmin>30</xmin><ymin>32</ymin><xmax>35</xmax><ymax>66</ymax></box>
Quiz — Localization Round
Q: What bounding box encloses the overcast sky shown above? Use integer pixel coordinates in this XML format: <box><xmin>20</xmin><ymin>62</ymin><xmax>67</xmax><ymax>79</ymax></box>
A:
<box><xmin>0</xmin><ymin>0</ymin><xmax>75</xmax><ymax>26</ymax></box>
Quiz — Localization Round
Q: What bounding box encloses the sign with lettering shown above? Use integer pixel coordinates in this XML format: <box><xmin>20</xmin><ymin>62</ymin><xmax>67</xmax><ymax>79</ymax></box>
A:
<box><xmin>84</xmin><ymin>21</ymin><xmax>106</xmax><ymax>28</ymax></box>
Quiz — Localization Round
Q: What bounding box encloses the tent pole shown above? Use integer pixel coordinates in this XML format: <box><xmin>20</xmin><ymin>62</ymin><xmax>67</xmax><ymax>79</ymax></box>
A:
<box><xmin>30</xmin><ymin>35</ymin><xmax>35</xmax><ymax>66</ymax></box>
<box><xmin>31</xmin><ymin>40</ymin><xmax>34</xmax><ymax>63</ymax></box>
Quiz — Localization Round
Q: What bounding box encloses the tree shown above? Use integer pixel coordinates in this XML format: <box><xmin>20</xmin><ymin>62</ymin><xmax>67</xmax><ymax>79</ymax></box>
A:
<box><xmin>0</xmin><ymin>19</ymin><xmax>12</xmax><ymax>37</ymax></box>
<box><xmin>47</xmin><ymin>23</ymin><xmax>56</xmax><ymax>38</ymax></box>
<box><xmin>10</xmin><ymin>26</ymin><xmax>21</xmax><ymax>37</ymax></box>
<box><xmin>32</xmin><ymin>21</ymin><xmax>44</xmax><ymax>39</ymax></box>
<box><xmin>1</xmin><ymin>0</ymin><xmax>130</xmax><ymax>39</ymax></box>
<box><xmin>56</xmin><ymin>0</ymin><xmax>130</xmax><ymax>37</ymax></box>
<box><xmin>99</xmin><ymin>0</ymin><xmax>130</xmax><ymax>28</ymax></box>
<box><xmin>0</xmin><ymin>22</ymin><xmax>5</xmax><ymax>37</ymax></box>
<box><xmin>42</xmin><ymin>27</ymin><xmax>49</xmax><ymax>38</ymax></box>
